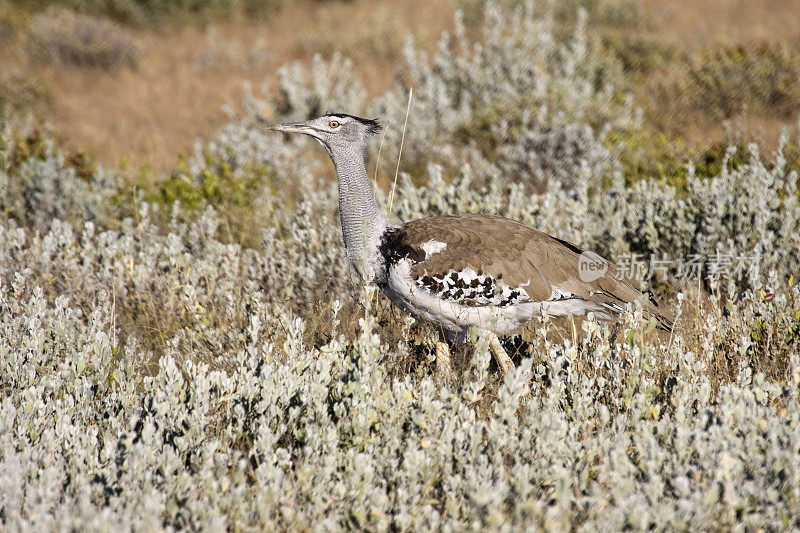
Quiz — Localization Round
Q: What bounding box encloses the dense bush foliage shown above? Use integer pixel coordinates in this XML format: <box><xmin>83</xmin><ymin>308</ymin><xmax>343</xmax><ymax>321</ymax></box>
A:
<box><xmin>12</xmin><ymin>0</ymin><xmax>287</xmax><ymax>26</ymax></box>
<box><xmin>0</xmin><ymin>78</ymin><xmax>50</xmax><ymax>129</ymax></box>
<box><xmin>1</xmin><ymin>2</ymin><xmax>799</xmax><ymax>529</ymax></box>
<box><xmin>682</xmin><ymin>43</ymin><xmax>800</xmax><ymax>121</ymax></box>
<box><xmin>26</xmin><ymin>7</ymin><xmax>141</xmax><ymax>69</ymax></box>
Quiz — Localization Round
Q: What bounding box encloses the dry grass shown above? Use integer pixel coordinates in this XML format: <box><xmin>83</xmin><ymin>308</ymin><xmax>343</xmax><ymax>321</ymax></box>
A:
<box><xmin>641</xmin><ymin>0</ymin><xmax>800</xmax><ymax>48</ymax></box>
<box><xmin>0</xmin><ymin>0</ymin><xmax>453</xmax><ymax>173</ymax></box>
<box><xmin>632</xmin><ymin>0</ymin><xmax>800</xmax><ymax>149</ymax></box>
<box><xmin>26</xmin><ymin>7</ymin><xmax>141</xmax><ymax>69</ymax></box>
<box><xmin>2</xmin><ymin>0</ymin><xmax>799</xmax><ymax>172</ymax></box>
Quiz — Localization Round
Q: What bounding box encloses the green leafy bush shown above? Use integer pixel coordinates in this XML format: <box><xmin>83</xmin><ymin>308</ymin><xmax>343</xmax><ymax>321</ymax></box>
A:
<box><xmin>609</xmin><ymin>129</ymin><xmax>758</xmax><ymax>191</ymax></box>
<box><xmin>601</xmin><ymin>33</ymin><xmax>676</xmax><ymax>75</ymax></box>
<box><xmin>144</xmin><ymin>149</ymin><xmax>277</xmax><ymax>246</ymax></box>
<box><xmin>152</xmin><ymin>152</ymin><xmax>268</xmax><ymax>210</ymax></box>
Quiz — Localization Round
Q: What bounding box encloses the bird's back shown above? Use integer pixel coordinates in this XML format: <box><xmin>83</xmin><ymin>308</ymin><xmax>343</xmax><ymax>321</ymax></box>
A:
<box><xmin>378</xmin><ymin>213</ymin><xmax>672</xmax><ymax>333</ymax></box>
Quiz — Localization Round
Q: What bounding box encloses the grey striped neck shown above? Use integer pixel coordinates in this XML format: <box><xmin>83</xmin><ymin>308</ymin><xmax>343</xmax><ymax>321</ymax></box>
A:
<box><xmin>329</xmin><ymin>145</ymin><xmax>391</xmax><ymax>281</ymax></box>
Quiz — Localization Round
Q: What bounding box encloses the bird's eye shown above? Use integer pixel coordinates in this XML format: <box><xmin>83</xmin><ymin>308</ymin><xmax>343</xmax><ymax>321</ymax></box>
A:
<box><xmin>329</xmin><ymin>120</ymin><xmax>340</xmax><ymax>128</ymax></box>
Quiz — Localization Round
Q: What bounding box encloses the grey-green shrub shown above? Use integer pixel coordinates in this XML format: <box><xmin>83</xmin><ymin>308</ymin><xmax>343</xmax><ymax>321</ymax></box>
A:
<box><xmin>0</xmin><ymin>137</ymin><xmax>119</xmax><ymax>230</ymax></box>
<box><xmin>0</xmin><ymin>223</ymin><xmax>798</xmax><ymax>528</ymax></box>
<box><xmin>369</xmin><ymin>3</ymin><xmax>632</xmax><ymax>179</ymax></box>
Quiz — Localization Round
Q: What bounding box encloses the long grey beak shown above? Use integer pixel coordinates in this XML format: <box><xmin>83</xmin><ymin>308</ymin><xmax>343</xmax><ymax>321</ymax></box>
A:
<box><xmin>268</xmin><ymin>121</ymin><xmax>314</xmax><ymax>134</ymax></box>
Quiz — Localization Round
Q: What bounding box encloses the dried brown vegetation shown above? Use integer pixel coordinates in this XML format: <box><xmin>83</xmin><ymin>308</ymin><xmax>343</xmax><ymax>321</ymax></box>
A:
<box><xmin>3</xmin><ymin>0</ymin><xmax>800</xmax><ymax>172</ymax></box>
<box><xmin>0</xmin><ymin>0</ymin><xmax>453</xmax><ymax>172</ymax></box>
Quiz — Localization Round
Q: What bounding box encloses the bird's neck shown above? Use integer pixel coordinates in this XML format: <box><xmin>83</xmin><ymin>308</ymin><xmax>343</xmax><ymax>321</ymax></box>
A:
<box><xmin>330</xmin><ymin>146</ymin><xmax>390</xmax><ymax>281</ymax></box>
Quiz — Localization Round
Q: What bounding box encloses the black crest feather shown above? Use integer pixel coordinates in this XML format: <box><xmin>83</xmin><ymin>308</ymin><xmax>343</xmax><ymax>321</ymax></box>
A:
<box><xmin>326</xmin><ymin>113</ymin><xmax>382</xmax><ymax>135</ymax></box>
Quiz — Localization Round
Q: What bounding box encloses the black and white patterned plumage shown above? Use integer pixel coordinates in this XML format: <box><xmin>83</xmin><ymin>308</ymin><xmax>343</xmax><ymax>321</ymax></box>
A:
<box><xmin>415</xmin><ymin>267</ymin><xmax>532</xmax><ymax>308</ymax></box>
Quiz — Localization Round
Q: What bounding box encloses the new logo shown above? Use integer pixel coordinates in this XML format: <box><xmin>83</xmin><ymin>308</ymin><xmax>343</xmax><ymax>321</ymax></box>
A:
<box><xmin>578</xmin><ymin>251</ymin><xmax>608</xmax><ymax>282</ymax></box>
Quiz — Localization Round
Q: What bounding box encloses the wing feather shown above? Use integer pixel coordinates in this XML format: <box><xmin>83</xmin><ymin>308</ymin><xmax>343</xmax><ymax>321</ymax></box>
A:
<box><xmin>386</xmin><ymin>214</ymin><xmax>672</xmax><ymax>328</ymax></box>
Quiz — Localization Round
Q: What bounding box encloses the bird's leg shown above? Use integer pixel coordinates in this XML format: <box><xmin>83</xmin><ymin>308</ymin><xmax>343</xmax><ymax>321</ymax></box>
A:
<box><xmin>434</xmin><ymin>340</ymin><xmax>454</xmax><ymax>382</ymax></box>
<box><xmin>485</xmin><ymin>331</ymin><xmax>514</xmax><ymax>374</ymax></box>
<box><xmin>421</xmin><ymin>327</ymin><xmax>454</xmax><ymax>382</ymax></box>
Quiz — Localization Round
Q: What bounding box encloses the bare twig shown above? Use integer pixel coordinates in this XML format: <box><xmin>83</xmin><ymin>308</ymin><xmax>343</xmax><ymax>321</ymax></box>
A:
<box><xmin>387</xmin><ymin>86</ymin><xmax>413</xmax><ymax>216</ymax></box>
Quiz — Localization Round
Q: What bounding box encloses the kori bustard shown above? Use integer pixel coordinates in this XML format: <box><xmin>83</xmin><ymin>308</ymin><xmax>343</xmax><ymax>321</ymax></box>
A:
<box><xmin>270</xmin><ymin>113</ymin><xmax>672</xmax><ymax>380</ymax></box>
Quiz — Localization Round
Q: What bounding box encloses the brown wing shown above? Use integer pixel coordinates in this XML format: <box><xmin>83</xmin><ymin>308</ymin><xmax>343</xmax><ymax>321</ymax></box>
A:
<box><xmin>391</xmin><ymin>214</ymin><xmax>671</xmax><ymax>327</ymax></box>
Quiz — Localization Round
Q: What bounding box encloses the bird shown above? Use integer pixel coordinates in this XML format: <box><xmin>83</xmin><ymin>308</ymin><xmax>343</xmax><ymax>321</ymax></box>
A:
<box><xmin>270</xmin><ymin>113</ymin><xmax>672</xmax><ymax>380</ymax></box>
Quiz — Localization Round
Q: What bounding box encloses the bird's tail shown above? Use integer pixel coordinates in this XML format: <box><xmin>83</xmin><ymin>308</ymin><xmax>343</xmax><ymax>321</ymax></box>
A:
<box><xmin>588</xmin><ymin>290</ymin><xmax>675</xmax><ymax>331</ymax></box>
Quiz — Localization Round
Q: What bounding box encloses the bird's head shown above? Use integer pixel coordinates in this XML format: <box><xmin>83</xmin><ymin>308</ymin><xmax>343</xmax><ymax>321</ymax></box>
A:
<box><xmin>269</xmin><ymin>113</ymin><xmax>382</xmax><ymax>153</ymax></box>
